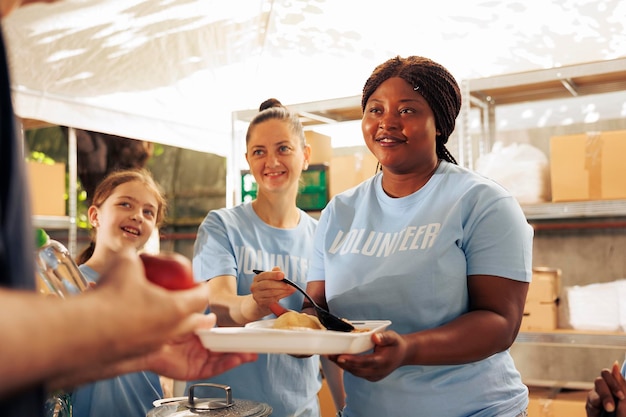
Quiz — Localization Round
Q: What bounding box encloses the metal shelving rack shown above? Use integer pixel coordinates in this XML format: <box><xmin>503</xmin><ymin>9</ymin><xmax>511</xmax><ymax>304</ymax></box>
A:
<box><xmin>522</xmin><ymin>200</ymin><xmax>626</xmax><ymax>221</ymax></box>
<box><xmin>461</xmin><ymin>57</ymin><xmax>626</xmax><ymax>162</ymax></box>
<box><xmin>461</xmin><ymin>58</ymin><xmax>626</xmax><ymax>225</ymax></box>
<box><xmin>512</xmin><ymin>330</ymin><xmax>626</xmax><ymax>390</ymax></box>
<box><xmin>516</xmin><ymin>330</ymin><xmax>626</xmax><ymax>348</ymax></box>
<box><xmin>462</xmin><ymin>58</ymin><xmax>626</xmax><ymax>390</ymax></box>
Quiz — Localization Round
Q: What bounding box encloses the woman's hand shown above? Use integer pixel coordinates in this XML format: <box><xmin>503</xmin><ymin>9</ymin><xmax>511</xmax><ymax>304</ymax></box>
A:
<box><xmin>587</xmin><ymin>362</ymin><xmax>626</xmax><ymax>417</ymax></box>
<box><xmin>250</xmin><ymin>268</ymin><xmax>294</xmax><ymax>314</ymax></box>
<box><xmin>328</xmin><ymin>330</ymin><xmax>408</xmax><ymax>382</ymax></box>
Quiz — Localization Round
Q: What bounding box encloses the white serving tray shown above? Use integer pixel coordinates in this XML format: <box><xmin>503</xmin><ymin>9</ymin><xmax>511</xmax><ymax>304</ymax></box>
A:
<box><xmin>196</xmin><ymin>319</ymin><xmax>392</xmax><ymax>355</ymax></box>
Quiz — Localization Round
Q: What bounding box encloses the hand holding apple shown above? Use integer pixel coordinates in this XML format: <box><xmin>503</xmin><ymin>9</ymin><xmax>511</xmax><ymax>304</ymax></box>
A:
<box><xmin>140</xmin><ymin>252</ymin><xmax>197</xmax><ymax>290</ymax></box>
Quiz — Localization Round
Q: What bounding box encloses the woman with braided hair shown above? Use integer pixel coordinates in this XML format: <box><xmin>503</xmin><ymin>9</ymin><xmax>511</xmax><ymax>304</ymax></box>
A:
<box><xmin>305</xmin><ymin>56</ymin><xmax>533</xmax><ymax>417</ymax></box>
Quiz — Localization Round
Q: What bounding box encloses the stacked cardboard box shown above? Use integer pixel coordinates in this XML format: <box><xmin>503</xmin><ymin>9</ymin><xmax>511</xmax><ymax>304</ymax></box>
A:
<box><xmin>521</xmin><ymin>268</ymin><xmax>560</xmax><ymax>331</ymax></box>
<box><xmin>27</xmin><ymin>161</ymin><xmax>66</xmax><ymax>216</ymax></box>
<box><xmin>329</xmin><ymin>151</ymin><xmax>378</xmax><ymax>197</ymax></box>
<box><xmin>305</xmin><ymin>130</ymin><xmax>332</xmax><ymax>165</ymax></box>
<box><xmin>550</xmin><ymin>130</ymin><xmax>626</xmax><ymax>202</ymax></box>
<box><xmin>527</xmin><ymin>387</ymin><xmax>587</xmax><ymax>417</ymax></box>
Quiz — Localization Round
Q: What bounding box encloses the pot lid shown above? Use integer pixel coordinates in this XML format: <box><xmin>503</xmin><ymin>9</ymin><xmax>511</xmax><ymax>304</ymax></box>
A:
<box><xmin>148</xmin><ymin>383</ymin><xmax>272</xmax><ymax>417</ymax></box>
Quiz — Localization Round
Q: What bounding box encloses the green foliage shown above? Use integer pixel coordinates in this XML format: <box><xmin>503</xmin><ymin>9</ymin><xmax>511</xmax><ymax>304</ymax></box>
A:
<box><xmin>25</xmin><ymin>126</ymin><xmax>68</xmax><ymax>161</ymax></box>
<box><xmin>152</xmin><ymin>143</ymin><xmax>165</xmax><ymax>157</ymax></box>
<box><xmin>27</xmin><ymin>151</ymin><xmax>56</xmax><ymax>164</ymax></box>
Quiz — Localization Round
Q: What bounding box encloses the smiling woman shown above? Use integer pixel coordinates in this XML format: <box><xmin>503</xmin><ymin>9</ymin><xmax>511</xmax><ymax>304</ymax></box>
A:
<box><xmin>189</xmin><ymin>98</ymin><xmax>346</xmax><ymax>417</ymax></box>
<box><xmin>306</xmin><ymin>56</ymin><xmax>533</xmax><ymax>417</ymax></box>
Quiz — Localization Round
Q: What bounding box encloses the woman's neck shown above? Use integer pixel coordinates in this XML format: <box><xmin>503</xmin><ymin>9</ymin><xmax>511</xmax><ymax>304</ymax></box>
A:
<box><xmin>252</xmin><ymin>195</ymin><xmax>300</xmax><ymax>228</ymax></box>
<box><xmin>381</xmin><ymin>159</ymin><xmax>441</xmax><ymax>198</ymax></box>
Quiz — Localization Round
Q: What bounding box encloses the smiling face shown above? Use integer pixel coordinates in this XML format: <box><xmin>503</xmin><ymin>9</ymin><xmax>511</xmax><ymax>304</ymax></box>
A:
<box><xmin>362</xmin><ymin>77</ymin><xmax>439</xmax><ymax>175</ymax></box>
<box><xmin>88</xmin><ymin>180</ymin><xmax>159</xmax><ymax>254</ymax></box>
<box><xmin>245</xmin><ymin>118</ymin><xmax>310</xmax><ymax>197</ymax></box>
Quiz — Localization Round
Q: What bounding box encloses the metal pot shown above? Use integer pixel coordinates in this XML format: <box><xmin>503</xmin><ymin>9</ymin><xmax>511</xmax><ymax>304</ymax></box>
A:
<box><xmin>147</xmin><ymin>383</ymin><xmax>272</xmax><ymax>417</ymax></box>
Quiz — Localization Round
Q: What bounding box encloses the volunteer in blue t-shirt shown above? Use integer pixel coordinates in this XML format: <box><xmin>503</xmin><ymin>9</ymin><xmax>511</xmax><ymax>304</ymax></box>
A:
<box><xmin>306</xmin><ymin>56</ymin><xmax>534</xmax><ymax>417</ymax></box>
<box><xmin>189</xmin><ymin>99</ymin><xmax>343</xmax><ymax>417</ymax></box>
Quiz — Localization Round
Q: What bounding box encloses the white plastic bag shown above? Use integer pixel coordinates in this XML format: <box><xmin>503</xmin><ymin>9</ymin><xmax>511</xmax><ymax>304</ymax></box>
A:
<box><xmin>475</xmin><ymin>142</ymin><xmax>551</xmax><ymax>204</ymax></box>
<box><xmin>567</xmin><ymin>280</ymin><xmax>626</xmax><ymax>331</ymax></box>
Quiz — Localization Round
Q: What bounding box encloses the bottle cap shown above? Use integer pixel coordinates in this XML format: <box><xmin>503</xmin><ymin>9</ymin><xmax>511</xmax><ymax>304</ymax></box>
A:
<box><xmin>35</xmin><ymin>228</ymin><xmax>50</xmax><ymax>249</ymax></box>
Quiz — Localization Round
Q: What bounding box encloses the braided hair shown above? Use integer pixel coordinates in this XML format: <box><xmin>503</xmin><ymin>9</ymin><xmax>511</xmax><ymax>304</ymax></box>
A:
<box><xmin>361</xmin><ymin>56</ymin><xmax>461</xmax><ymax>165</ymax></box>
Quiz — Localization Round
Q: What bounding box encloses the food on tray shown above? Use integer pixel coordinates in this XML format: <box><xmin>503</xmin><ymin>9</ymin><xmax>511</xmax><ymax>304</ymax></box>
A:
<box><xmin>273</xmin><ymin>311</ymin><xmax>326</xmax><ymax>331</ymax></box>
<box><xmin>199</xmin><ymin>320</ymin><xmax>392</xmax><ymax>355</ymax></box>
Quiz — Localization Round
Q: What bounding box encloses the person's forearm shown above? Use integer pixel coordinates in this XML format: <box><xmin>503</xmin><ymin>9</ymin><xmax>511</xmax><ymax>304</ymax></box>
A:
<box><xmin>47</xmin><ymin>354</ymin><xmax>149</xmax><ymax>392</ymax></box>
<box><xmin>210</xmin><ymin>293</ymin><xmax>269</xmax><ymax>326</ymax></box>
<box><xmin>0</xmin><ymin>290</ymin><xmax>103</xmax><ymax>395</ymax></box>
<box><xmin>403</xmin><ymin>310</ymin><xmax>518</xmax><ymax>366</ymax></box>
<box><xmin>0</xmin><ymin>289</ymin><xmax>144</xmax><ymax>397</ymax></box>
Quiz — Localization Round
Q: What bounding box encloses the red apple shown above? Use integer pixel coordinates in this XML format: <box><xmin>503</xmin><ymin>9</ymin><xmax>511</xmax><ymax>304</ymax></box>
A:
<box><xmin>140</xmin><ymin>252</ymin><xmax>197</xmax><ymax>290</ymax></box>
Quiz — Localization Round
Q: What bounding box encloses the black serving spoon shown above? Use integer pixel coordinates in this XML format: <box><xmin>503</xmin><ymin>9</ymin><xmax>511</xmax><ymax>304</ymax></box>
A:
<box><xmin>253</xmin><ymin>270</ymin><xmax>354</xmax><ymax>332</ymax></box>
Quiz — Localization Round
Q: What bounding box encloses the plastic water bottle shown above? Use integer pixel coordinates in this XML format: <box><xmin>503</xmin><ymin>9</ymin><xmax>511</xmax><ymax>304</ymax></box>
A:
<box><xmin>44</xmin><ymin>391</ymin><xmax>72</xmax><ymax>417</ymax></box>
<box><xmin>34</xmin><ymin>228</ymin><xmax>84</xmax><ymax>416</ymax></box>
<box><xmin>34</xmin><ymin>228</ymin><xmax>90</xmax><ymax>298</ymax></box>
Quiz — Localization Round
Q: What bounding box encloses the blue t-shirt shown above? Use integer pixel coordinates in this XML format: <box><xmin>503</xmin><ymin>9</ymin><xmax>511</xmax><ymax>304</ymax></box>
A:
<box><xmin>309</xmin><ymin>161</ymin><xmax>533</xmax><ymax>417</ymax></box>
<box><xmin>71</xmin><ymin>265</ymin><xmax>163</xmax><ymax>417</ymax></box>
<box><xmin>189</xmin><ymin>203</ymin><xmax>321</xmax><ymax>417</ymax></box>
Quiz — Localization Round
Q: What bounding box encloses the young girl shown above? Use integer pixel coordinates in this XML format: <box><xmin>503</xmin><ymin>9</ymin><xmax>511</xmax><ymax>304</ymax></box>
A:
<box><xmin>71</xmin><ymin>168</ymin><xmax>168</xmax><ymax>417</ymax></box>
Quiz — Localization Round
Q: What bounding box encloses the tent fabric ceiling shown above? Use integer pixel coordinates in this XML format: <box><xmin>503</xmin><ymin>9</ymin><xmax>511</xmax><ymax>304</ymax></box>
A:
<box><xmin>3</xmin><ymin>0</ymin><xmax>626</xmax><ymax>156</ymax></box>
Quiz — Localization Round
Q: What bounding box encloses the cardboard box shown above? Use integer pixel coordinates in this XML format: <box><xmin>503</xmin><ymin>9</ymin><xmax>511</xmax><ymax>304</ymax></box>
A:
<box><xmin>329</xmin><ymin>151</ymin><xmax>378</xmax><ymax>197</ymax></box>
<box><xmin>527</xmin><ymin>387</ymin><xmax>587</xmax><ymax>417</ymax></box>
<box><xmin>305</xmin><ymin>130</ymin><xmax>332</xmax><ymax>164</ymax></box>
<box><xmin>521</xmin><ymin>268</ymin><xmax>561</xmax><ymax>331</ymax></box>
<box><xmin>521</xmin><ymin>302</ymin><xmax>558</xmax><ymax>331</ymax></box>
<box><xmin>27</xmin><ymin>161</ymin><xmax>66</xmax><ymax>216</ymax></box>
<box><xmin>550</xmin><ymin>130</ymin><xmax>626</xmax><ymax>202</ymax></box>
<box><xmin>528</xmin><ymin>268</ymin><xmax>561</xmax><ymax>303</ymax></box>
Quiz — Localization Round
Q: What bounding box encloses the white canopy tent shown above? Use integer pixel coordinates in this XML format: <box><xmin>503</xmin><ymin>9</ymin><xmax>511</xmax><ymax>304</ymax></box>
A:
<box><xmin>5</xmin><ymin>0</ymin><xmax>625</xmax><ymax>285</ymax></box>
<box><xmin>4</xmin><ymin>0</ymin><xmax>626</xmax><ymax>157</ymax></box>
<box><xmin>3</xmin><ymin>0</ymin><xmax>626</xmax><ymax>210</ymax></box>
